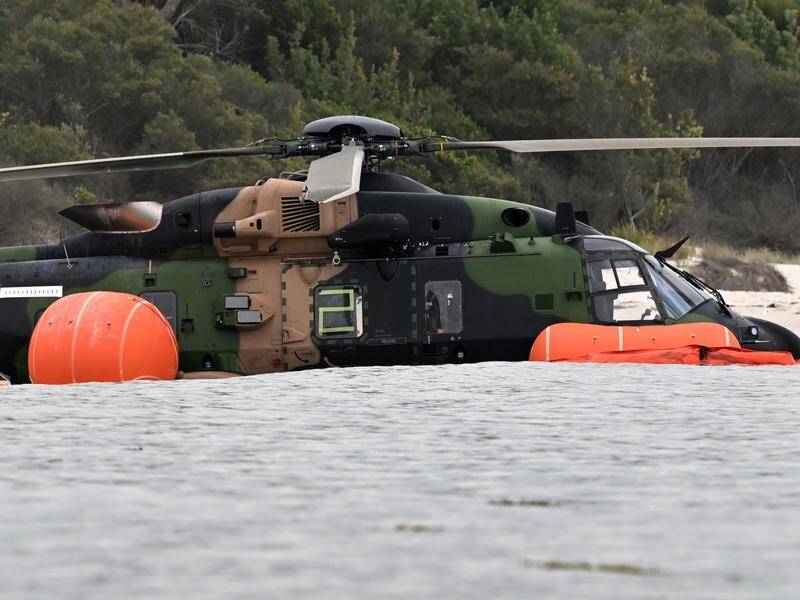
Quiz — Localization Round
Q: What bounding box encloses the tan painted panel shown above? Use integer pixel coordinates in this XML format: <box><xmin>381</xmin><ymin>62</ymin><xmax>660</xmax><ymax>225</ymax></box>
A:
<box><xmin>213</xmin><ymin>178</ymin><xmax>359</xmax><ymax>258</ymax></box>
<box><xmin>280</xmin><ymin>262</ymin><xmax>347</xmax><ymax>371</ymax></box>
<box><xmin>212</xmin><ymin>177</ymin><xmax>357</xmax><ymax>373</ymax></box>
<box><xmin>231</xmin><ymin>256</ymin><xmax>283</xmax><ymax>374</ymax></box>
<box><xmin>222</xmin><ymin>256</ymin><xmax>347</xmax><ymax>375</ymax></box>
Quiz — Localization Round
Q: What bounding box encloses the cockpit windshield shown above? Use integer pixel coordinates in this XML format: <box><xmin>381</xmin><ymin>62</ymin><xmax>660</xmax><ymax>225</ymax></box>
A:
<box><xmin>644</xmin><ymin>255</ymin><xmax>710</xmax><ymax>319</ymax></box>
<box><xmin>581</xmin><ymin>236</ymin><xmax>713</xmax><ymax>323</ymax></box>
<box><xmin>581</xmin><ymin>235</ymin><xmax>726</xmax><ymax>323</ymax></box>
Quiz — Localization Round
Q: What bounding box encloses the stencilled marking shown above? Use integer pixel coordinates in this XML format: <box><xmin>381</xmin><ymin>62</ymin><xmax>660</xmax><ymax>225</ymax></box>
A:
<box><xmin>0</xmin><ymin>286</ymin><xmax>63</xmax><ymax>298</ymax></box>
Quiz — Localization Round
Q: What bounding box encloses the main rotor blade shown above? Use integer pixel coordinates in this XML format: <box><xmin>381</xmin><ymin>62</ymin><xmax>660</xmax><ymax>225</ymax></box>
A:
<box><xmin>425</xmin><ymin>137</ymin><xmax>800</xmax><ymax>153</ymax></box>
<box><xmin>301</xmin><ymin>143</ymin><xmax>364</xmax><ymax>203</ymax></box>
<box><xmin>0</xmin><ymin>145</ymin><xmax>284</xmax><ymax>183</ymax></box>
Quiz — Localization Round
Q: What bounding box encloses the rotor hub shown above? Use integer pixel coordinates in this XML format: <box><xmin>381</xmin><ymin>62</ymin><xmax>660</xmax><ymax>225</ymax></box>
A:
<box><xmin>302</xmin><ymin>115</ymin><xmax>403</xmax><ymax>142</ymax></box>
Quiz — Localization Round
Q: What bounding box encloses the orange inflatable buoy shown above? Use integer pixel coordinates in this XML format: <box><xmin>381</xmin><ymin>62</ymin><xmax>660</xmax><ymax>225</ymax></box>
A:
<box><xmin>28</xmin><ymin>291</ymin><xmax>178</xmax><ymax>384</ymax></box>
<box><xmin>530</xmin><ymin>322</ymin><xmax>740</xmax><ymax>362</ymax></box>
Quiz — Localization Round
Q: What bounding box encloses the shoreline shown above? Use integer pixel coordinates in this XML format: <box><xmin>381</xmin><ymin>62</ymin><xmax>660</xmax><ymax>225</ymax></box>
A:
<box><xmin>720</xmin><ymin>264</ymin><xmax>800</xmax><ymax>335</ymax></box>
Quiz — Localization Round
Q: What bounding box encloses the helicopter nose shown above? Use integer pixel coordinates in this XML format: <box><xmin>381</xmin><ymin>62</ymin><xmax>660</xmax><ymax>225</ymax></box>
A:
<box><xmin>740</xmin><ymin>317</ymin><xmax>800</xmax><ymax>360</ymax></box>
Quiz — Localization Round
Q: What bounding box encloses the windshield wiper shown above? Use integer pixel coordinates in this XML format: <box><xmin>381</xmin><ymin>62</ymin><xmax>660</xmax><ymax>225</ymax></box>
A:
<box><xmin>678</xmin><ymin>268</ymin><xmax>732</xmax><ymax>317</ymax></box>
<box><xmin>657</xmin><ymin>257</ymin><xmax>732</xmax><ymax>317</ymax></box>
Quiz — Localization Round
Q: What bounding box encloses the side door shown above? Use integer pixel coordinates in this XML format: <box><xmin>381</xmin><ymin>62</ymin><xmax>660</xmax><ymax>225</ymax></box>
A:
<box><xmin>312</xmin><ymin>261</ymin><xmax>417</xmax><ymax>366</ymax></box>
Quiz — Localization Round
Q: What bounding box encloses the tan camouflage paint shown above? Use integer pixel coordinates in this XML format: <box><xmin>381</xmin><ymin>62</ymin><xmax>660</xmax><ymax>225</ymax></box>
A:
<box><xmin>212</xmin><ymin>178</ymin><xmax>358</xmax><ymax>374</ymax></box>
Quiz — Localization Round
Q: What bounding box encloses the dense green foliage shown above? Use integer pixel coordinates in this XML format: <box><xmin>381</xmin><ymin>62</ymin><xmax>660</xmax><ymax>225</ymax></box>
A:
<box><xmin>1</xmin><ymin>0</ymin><xmax>800</xmax><ymax>250</ymax></box>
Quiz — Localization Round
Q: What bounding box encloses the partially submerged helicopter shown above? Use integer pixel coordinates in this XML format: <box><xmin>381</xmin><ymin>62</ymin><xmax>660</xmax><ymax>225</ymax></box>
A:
<box><xmin>0</xmin><ymin>115</ymin><xmax>798</xmax><ymax>383</ymax></box>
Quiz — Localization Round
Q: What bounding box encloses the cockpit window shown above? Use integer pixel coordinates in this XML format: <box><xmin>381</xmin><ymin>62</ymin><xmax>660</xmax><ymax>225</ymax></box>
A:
<box><xmin>587</xmin><ymin>259</ymin><xmax>617</xmax><ymax>292</ymax></box>
<box><xmin>587</xmin><ymin>258</ymin><xmax>662</xmax><ymax>323</ymax></box>
<box><xmin>608</xmin><ymin>290</ymin><xmax>660</xmax><ymax>322</ymax></box>
<box><xmin>585</xmin><ymin>250</ymin><xmax>711</xmax><ymax>324</ymax></box>
<box><xmin>591</xmin><ymin>287</ymin><xmax>661</xmax><ymax>323</ymax></box>
<box><xmin>587</xmin><ymin>259</ymin><xmax>645</xmax><ymax>292</ymax></box>
<box><xmin>644</xmin><ymin>256</ymin><xmax>709</xmax><ymax>319</ymax></box>
<box><xmin>614</xmin><ymin>259</ymin><xmax>646</xmax><ymax>287</ymax></box>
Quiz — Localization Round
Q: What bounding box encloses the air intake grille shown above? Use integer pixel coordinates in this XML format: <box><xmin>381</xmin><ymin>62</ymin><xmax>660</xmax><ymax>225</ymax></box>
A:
<box><xmin>281</xmin><ymin>197</ymin><xmax>321</xmax><ymax>232</ymax></box>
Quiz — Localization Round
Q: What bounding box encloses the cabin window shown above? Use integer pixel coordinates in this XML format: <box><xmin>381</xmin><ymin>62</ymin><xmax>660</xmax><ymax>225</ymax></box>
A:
<box><xmin>424</xmin><ymin>280</ymin><xmax>462</xmax><ymax>334</ymax></box>
<box><xmin>139</xmin><ymin>291</ymin><xmax>178</xmax><ymax>335</ymax></box>
<box><xmin>315</xmin><ymin>285</ymin><xmax>363</xmax><ymax>338</ymax></box>
<box><xmin>174</xmin><ymin>211</ymin><xmax>193</xmax><ymax>228</ymax></box>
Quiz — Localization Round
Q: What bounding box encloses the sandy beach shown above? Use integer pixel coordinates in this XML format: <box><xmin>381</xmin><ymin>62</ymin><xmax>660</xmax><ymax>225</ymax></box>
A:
<box><xmin>721</xmin><ymin>264</ymin><xmax>800</xmax><ymax>335</ymax></box>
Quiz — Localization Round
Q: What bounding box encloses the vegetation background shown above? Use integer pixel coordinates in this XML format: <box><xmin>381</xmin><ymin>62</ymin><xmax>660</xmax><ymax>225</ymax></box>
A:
<box><xmin>2</xmin><ymin>0</ymin><xmax>800</xmax><ymax>254</ymax></box>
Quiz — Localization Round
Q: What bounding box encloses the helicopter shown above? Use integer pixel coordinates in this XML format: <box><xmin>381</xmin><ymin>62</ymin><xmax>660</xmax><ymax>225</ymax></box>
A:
<box><xmin>0</xmin><ymin>114</ymin><xmax>798</xmax><ymax>383</ymax></box>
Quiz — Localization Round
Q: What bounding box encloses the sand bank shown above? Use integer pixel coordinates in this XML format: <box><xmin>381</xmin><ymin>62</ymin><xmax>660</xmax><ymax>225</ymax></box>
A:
<box><xmin>721</xmin><ymin>264</ymin><xmax>800</xmax><ymax>335</ymax></box>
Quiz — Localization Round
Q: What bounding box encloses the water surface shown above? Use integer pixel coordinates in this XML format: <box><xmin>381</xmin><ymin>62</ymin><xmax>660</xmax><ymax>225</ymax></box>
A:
<box><xmin>1</xmin><ymin>362</ymin><xmax>799</xmax><ymax>598</ymax></box>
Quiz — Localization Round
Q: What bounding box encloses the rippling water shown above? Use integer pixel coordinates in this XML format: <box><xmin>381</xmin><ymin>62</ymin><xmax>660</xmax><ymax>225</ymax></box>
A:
<box><xmin>1</xmin><ymin>362</ymin><xmax>799</xmax><ymax>598</ymax></box>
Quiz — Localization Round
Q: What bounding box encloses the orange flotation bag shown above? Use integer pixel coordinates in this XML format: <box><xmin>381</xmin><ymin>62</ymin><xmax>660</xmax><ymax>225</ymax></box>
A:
<box><xmin>530</xmin><ymin>323</ymin><xmax>797</xmax><ymax>366</ymax></box>
<box><xmin>703</xmin><ymin>346</ymin><xmax>796</xmax><ymax>366</ymax></box>
<box><xmin>530</xmin><ymin>322</ymin><xmax>740</xmax><ymax>362</ymax></box>
<box><xmin>576</xmin><ymin>346</ymin><xmax>702</xmax><ymax>365</ymax></box>
<box><xmin>29</xmin><ymin>291</ymin><xmax>179</xmax><ymax>384</ymax></box>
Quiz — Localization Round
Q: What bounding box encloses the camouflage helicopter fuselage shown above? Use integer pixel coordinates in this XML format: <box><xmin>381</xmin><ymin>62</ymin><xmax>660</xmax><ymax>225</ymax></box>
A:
<box><xmin>0</xmin><ymin>171</ymin><xmax>796</xmax><ymax>383</ymax></box>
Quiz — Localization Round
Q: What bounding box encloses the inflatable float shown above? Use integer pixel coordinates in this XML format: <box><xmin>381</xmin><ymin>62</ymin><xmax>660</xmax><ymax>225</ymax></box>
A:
<box><xmin>28</xmin><ymin>291</ymin><xmax>179</xmax><ymax>384</ymax></box>
<box><xmin>530</xmin><ymin>322</ymin><xmax>797</xmax><ymax>366</ymax></box>
<box><xmin>20</xmin><ymin>295</ymin><xmax>798</xmax><ymax>385</ymax></box>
